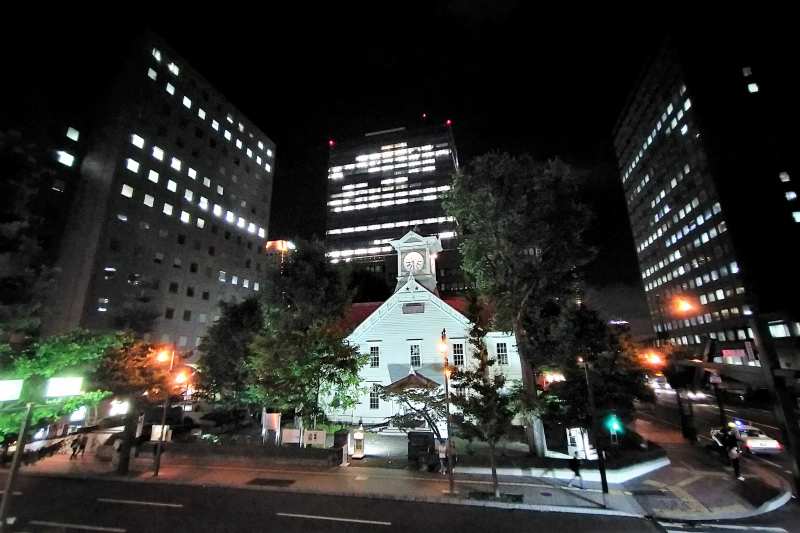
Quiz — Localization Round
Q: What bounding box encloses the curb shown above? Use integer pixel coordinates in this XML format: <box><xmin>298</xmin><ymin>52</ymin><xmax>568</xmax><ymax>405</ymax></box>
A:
<box><xmin>21</xmin><ymin>470</ymin><xmax>645</xmax><ymax>518</ymax></box>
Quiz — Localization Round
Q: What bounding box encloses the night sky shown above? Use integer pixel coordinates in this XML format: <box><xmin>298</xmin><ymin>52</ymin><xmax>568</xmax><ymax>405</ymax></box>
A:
<box><xmin>11</xmin><ymin>5</ymin><xmax>732</xmax><ymax>333</ymax></box>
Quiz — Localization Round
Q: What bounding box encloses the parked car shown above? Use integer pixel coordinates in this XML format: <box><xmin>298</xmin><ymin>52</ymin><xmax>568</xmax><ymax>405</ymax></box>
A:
<box><xmin>730</xmin><ymin>423</ymin><xmax>782</xmax><ymax>455</ymax></box>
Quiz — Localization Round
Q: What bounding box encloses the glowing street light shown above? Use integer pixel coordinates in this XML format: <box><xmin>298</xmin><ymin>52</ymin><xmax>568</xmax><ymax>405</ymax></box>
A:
<box><xmin>439</xmin><ymin>328</ymin><xmax>455</xmax><ymax>495</ymax></box>
<box><xmin>153</xmin><ymin>346</ymin><xmax>177</xmax><ymax>478</ymax></box>
<box><xmin>643</xmin><ymin>351</ymin><xmax>665</xmax><ymax>368</ymax></box>
<box><xmin>673</xmin><ymin>296</ymin><xmax>696</xmax><ymax>315</ymax></box>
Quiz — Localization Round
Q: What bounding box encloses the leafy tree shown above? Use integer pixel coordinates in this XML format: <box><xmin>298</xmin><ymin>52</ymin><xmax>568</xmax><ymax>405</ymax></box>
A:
<box><xmin>248</xmin><ymin>239</ymin><xmax>365</xmax><ymax>427</ymax></box>
<box><xmin>381</xmin><ymin>383</ymin><xmax>448</xmax><ymax>442</ymax></box>
<box><xmin>543</xmin><ymin>306</ymin><xmax>653</xmax><ymax>433</ymax></box>
<box><xmin>451</xmin><ymin>295</ymin><xmax>516</xmax><ymax>497</ymax></box>
<box><xmin>443</xmin><ymin>153</ymin><xmax>593</xmax><ymax>455</ymax></box>
<box><xmin>197</xmin><ymin>298</ymin><xmax>263</xmax><ymax>407</ymax></box>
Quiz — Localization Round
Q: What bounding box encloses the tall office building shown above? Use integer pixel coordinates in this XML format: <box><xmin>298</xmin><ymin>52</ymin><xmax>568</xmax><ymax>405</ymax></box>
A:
<box><xmin>613</xmin><ymin>36</ymin><xmax>799</xmax><ymax>368</ymax></box>
<box><xmin>12</xmin><ymin>32</ymin><xmax>276</xmax><ymax>355</ymax></box>
<box><xmin>325</xmin><ymin>124</ymin><xmax>465</xmax><ymax>294</ymax></box>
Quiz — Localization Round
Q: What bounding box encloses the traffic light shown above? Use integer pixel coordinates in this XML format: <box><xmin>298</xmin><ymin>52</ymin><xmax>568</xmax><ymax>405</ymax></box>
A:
<box><xmin>604</xmin><ymin>413</ymin><xmax>623</xmax><ymax>434</ymax></box>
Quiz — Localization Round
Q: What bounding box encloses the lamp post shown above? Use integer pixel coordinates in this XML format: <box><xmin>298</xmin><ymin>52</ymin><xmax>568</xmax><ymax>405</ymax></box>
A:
<box><xmin>438</xmin><ymin>328</ymin><xmax>455</xmax><ymax>495</ymax></box>
<box><xmin>670</xmin><ymin>296</ymin><xmax>707</xmax><ymax>439</ymax></box>
<box><xmin>153</xmin><ymin>347</ymin><xmax>175</xmax><ymax>478</ymax></box>
<box><xmin>577</xmin><ymin>357</ymin><xmax>609</xmax><ymax>501</ymax></box>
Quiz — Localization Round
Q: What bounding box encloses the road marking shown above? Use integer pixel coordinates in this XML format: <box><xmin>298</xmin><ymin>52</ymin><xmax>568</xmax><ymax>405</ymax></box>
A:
<box><xmin>98</xmin><ymin>497</ymin><xmax>183</xmax><ymax>508</ymax></box>
<box><xmin>746</xmin><ymin>455</ymin><xmax>784</xmax><ymax>470</ymax></box>
<box><xmin>695</xmin><ymin>524</ymin><xmax>787</xmax><ymax>532</ymax></box>
<box><xmin>354</xmin><ymin>475</ymin><xmax>369</xmax><ymax>481</ymax></box>
<box><xmin>277</xmin><ymin>512</ymin><xmax>391</xmax><ymax>526</ymax></box>
<box><xmin>29</xmin><ymin>520</ymin><xmax>126</xmax><ymax>532</ymax></box>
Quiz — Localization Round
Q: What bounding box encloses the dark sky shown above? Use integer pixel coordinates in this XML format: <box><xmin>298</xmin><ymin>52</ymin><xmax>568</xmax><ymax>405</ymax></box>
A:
<box><xmin>6</xmin><ymin>4</ymin><xmax>678</xmax><ymax>293</ymax></box>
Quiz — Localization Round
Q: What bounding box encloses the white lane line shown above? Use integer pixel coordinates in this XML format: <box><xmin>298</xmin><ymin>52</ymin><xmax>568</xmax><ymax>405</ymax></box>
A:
<box><xmin>658</xmin><ymin>522</ymin><xmax>686</xmax><ymax>527</ymax></box>
<box><xmin>696</xmin><ymin>524</ymin><xmax>787</xmax><ymax>532</ymax></box>
<box><xmin>746</xmin><ymin>455</ymin><xmax>785</xmax><ymax>470</ymax></box>
<box><xmin>276</xmin><ymin>512</ymin><xmax>391</xmax><ymax>526</ymax></box>
<box><xmin>29</xmin><ymin>520</ymin><xmax>126</xmax><ymax>532</ymax></box>
<box><xmin>98</xmin><ymin>497</ymin><xmax>183</xmax><ymax>508</ymax></box>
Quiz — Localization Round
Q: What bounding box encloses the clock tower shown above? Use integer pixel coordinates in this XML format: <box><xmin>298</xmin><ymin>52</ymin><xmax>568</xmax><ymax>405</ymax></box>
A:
<box><xmin>389</xmin><ymin>231</ymin><xmax>443</xmax><ymax>294</ymax></box>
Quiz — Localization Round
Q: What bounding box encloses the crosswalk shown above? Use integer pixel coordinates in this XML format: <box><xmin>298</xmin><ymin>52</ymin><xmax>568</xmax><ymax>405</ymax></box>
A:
<box><xmin>658</xmin><ymin>521</ymin><xmax>788</xmax><ymax>533</ymax></box>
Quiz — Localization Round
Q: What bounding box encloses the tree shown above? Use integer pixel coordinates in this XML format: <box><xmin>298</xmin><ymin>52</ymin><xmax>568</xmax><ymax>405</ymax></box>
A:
<box><xmin>197</xmin><ymin>298</ymin><xmax>263</xmax><ymax>407</ymax></box>
<box><xmin>248</xmin><ymin>239</ymin><xmax>365</xmax><ymax>427</ymax></box>
<box><xmin>443</xmin><ymin>153</ymin><xmax>593</xmax><ymax>455</ymax></box>
<box><xmin>543</xmin><ymin>306</ymin><xmax>653</xmax><ymax>432</ymax></box>
<box><xmin>381</xmin><ymin>379</ymin><xmax>448</xmax><ymax>442</ymax></box>
<box><xmin>451</xmin><ymin>294</ymin><xmax>516</xmax><ymax>497</ymax></box>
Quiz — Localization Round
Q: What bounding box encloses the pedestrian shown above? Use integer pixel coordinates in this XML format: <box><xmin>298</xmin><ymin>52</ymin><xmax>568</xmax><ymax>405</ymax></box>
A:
<box><xmin>69</xmin><ymin>436</ymin><xmax>80</xmax><ymax>459</ymax></box>
<box><xmin>567</xmin><ymin>452</ymin><xmax>584</xmax><ymax>489</ymax></box>
<box><xmin>729</xmin><ymin>445</ymin><xmax>744</xmax><ymax>481</ymax></box>
<box><xmin>437</xmin><ymin>439</ymin><xmax>448</xmax><ymax>475</ymax></box>
<box><xmin>78</xmin><ymin>434</ymin><xmax>88</xmax><ymax>457</ymax></box>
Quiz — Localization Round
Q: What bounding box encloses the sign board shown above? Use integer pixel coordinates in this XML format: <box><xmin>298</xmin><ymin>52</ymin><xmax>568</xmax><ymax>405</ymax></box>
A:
<box><xmin>709</xmin><ymin>374</ymin><xmax>722</xmax><ymax>384</ymax></box>
<box><xmin>281</xmin><ymin>428</ymin><xmax>301</xmax><ymax>446</ymax></box>
<box><xmin>303</xmin><ymin>430</ymin><xmax>326</xmax><ymax>448</ymax></box>
<box><xmin>151</xmin><ymin>424</ymin><xmax>172</xmax><ymax>442</ymax></box>
<box><xmin>45</xmin><ymin>377</ymin><xmax>83</xmax><ymax>398</ymax></box>
<box><xmin>0</xmin><ymin>379</ymin><xmax>24</xmax><ymax>402</ymax></box>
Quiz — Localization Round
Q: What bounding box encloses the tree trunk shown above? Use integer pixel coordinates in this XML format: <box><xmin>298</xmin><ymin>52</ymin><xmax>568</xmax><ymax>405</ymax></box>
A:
<box><xmin>514</xmin><ymin>330</ymin><xmax>547</xmax><ymax>457</ymax></box>
<box><xmin>489</xmin><ymin>441</ymin><xmax>500</xmax><ymax>498</ymax></box>
<box><xmin>115</xmin><ymin>400</ymin><xmax>138</xmax><ymax>475</ymax></box>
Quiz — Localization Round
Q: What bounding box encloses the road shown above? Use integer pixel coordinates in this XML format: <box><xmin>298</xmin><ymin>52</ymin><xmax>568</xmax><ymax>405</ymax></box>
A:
<box><xmin>645</xmin><ymin>392</ymin><xmax>796</xmax><ymax>480</ymax></box>
<box><xmin>2</xmin><ymin>474</ymin><xmax>660</xmax><ymax>533</ymax></box>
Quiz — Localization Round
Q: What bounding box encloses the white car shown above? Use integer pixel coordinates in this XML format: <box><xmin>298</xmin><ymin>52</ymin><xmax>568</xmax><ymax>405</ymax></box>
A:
<box><xmin>733</xmin><ymin>425</ymin><xmax>782</xmax><ymax>455</ymax></box>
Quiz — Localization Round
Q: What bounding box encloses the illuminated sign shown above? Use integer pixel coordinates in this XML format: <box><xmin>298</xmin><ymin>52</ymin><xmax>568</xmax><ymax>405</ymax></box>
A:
<box><xmin>45</xmin><ymin>377</ymin><xmax>83</xmax><ymax>398</ymax></box>
<box><xmin>0</xmin><ymin>379</ymin><xmax>24</xmax><ymax>402</ymax></box>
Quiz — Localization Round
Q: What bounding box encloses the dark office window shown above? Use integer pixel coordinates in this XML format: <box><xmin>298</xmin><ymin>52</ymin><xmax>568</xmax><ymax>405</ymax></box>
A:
<box><xmin>202</xmin><ymin>291</ymin><xmax>210</xmax><ymax>300</ymax></box>
<box><xmin>193</xmin><ymin>240</ymin><xmax>201</xmax><ymax>251</ymax></box>
<box><xmin>168</xmin><ymin>282</ymin><xmax>178</xmax><ymax>293</ymax></box>
<box><xmin>165</xmin><ymin>307</ymin><xmax>174</xmax><ymax>319</ymax></box>
<box><xmin>186</xmin><ymin>286</ymin><xmax>195</xmax><ymax>297</ymax></box>
<box><xmin>208</xmin><ymin>246</ymin><xmax>215</xmax><ymax>256</ymax></box>
<box><xmin>211</xmin><ymin>225</ymin><xmax>218</xmax><ymax>234</ymax></box>
<box><xmin>109</xmin><ymin>239</ymin><xmax>121</xmax><ymax>252</ymax></box>
<box><xmin>195</xmin><ymin>127</ymin><xmax>204</xmax><ymax>139</ymax></box>
<box><xmin>182</xmin><ymin>310</ymin><xmax>191</xmax><ymax>321</ymax></box>
<box><xmin>224</xmin><ymin>231</ymin><xmax>231</xmax><ymax>240</ymax></box>
<box><xmin>153</xmin><ymin>252</ymin><xmax>164</xmax><ymax>264</ymax></box>
<box><xmin>173</xmin><ymin>257</ymin><xmax>182</xmax><ymax>269</ymax></box>
<box><xmin>177</xmin><ymin>234</ymin><xmax>186</xmax><ymax>245</ymax></box>
<box><xmin>190</xmin><ymin>262</ymin><xmax>198</xmax><ymax>273</ymax></box>
<box><xmin>205</xmin><ymin>267</ymin><xmax>212</xmax><ymax>278</ymax></box>
<box><xmin>245</xmin><ymin>258</ymin><xmax>251</xmax><ymax>268</ymax></box>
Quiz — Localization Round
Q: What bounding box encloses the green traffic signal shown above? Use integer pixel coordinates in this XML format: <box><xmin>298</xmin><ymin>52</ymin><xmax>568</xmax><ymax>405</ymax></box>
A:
<box><xmin>605</xmin><ymin>414</ymin><xmax>623</xmax><ymax>433</ymax></box>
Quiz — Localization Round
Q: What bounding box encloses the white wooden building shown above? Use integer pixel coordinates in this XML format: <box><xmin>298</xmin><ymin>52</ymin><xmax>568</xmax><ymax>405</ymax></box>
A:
<box><xmin>324</xmin><ymin>231</ymin><xmax>522</xmax><ymax>430</ymax></box>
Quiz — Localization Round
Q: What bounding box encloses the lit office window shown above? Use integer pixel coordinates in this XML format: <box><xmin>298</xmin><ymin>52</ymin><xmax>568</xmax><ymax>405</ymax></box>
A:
<box><xmin>246</xmin><ymin>148</ymin><xmax>253</xmax><ymax>158</ymax></box>
<box><xmin>780</xmin><ymin>171</ymin><xmax>791</xmax><ymax>183</ymax></box>
<box><xmin>188</xmin><ymin>167</ymin><xmax>197</xmax><ymax>179</ymax></box>
<box><xmin>217</xmin><ymin>185</ymin><xmax>224</xmax><ymax>196</ymax></box>
<box><xmin>184</xmin><ymin>189</ymin><xmax>194</xmax><ymax>202</ymax></box>
<box><xmin>226</xmin><ymin>114</ymin><xmax>234</xmax><ymax>124</ymax></box>
<box><xmin>167</xmin><ymin>180</ymin><xmax>177</xmax><ymax>192</ymax></box>
<box><xmin>747</xmin><ymin>82</ymin><xmax>759</xmax><ymax>93</ymax></box>
<box><xmin>163</xmin><ymin>202</ymin><xmax>173</xmax><ymax>216</ymax></box>
<box><xmin>253</xmin><ymin>282</ymin><xmax>260</xmax><ymax>291</ymax></box>
<box><xmin>793</xmin><ymin>212</ymin><xmax>800</xmax><ymax>223</ymax></box>
<box><xmin>144</xmin><ymin>194</ymin><xmax>154</xmax><ymax>207</ymax></box>
<box><xmin>126</xmin><ymin>158</ymin><xmax>140</xmax><ymax>173</ymax></box>
<box><xmin>56</xmin><ymin>151</ymin><xmax>75</xmax><ymax>167</ymax></box>
<box><xmin>786</xmin><ymin>191</ymin><xmax>797</xmax><ymax>201</ymax></box>
<box><xmin>218</xmin><ymin>271</ymin><xmax>226</xmax><ymax>282</ymax></box>
<box><xmin>152</xmin><ymin>146</ymin><xmax>164</xmax><ymax>161</ymax></box>
<box><xmin>182</xmin><ymin>96</ymin><xmax>192</xmax><ymax>109</ymax></box>
<box><xmin>147</xmin><ymin>68</ymin><xmax>157</xmax><ymax>80</ymax></box>
<box><xmin>131</xmin><ymin>134</ymin><xmax>145</xmax><ymax>148</ymax></box>
<box><xmin>258</xmin><ymin>141</ymin><xmax>265</xmax><ymax>150</ymax></box>
<box><xmin>166</xmin><ymin>83</ymin><xmax>175</xmax><ymax>95</ymax></box>
<box><xmin>66</xmin><ymin>127</ymin><xmax>80</xmax><ymax>142</ymax></box>
<box><xmin>152</xmin><ymin>48</ymin><xmax>162</xmax><ymax>62</ymax></box>
<box><xmin>238</xmin><ymin>122</ymin><xmax>244</xmax><ymax>132</ymax></box>
<box><xmin>212</xmin><ymin>120</ymin><xmax>219</xmax><ymax>131</ymax></box>
<box><xmin>267</xmin><ymin>149</ymin><xmax>273</xmax><ymax>157</ymax></box>
<box><xmin>742</xmin><ymin>66</ymin><xmax>752</xmax><ymax>77</ymax></box>
<box><xmin>243</xmin><ymin>279</ymin><xmax>249</xmax><ymax>288</ymax></box>
<box><xmin>171</xmin><ymin>157</ymin><xmax>182</xmax><ymax>171</ymax></box>
<box><xmin>258</xmin><ymin>228</ymin><xmax>266</xmax><ymax>238</ymax></box>
<box><xmin>167</xmin><ymin>62</ymin><xmax>180</xmax><ymax>76</ymax></box>
<box><xmin>203</xmin><ymin>177</ymin><xmax>211</xmax><ymax>187</ymax></box>
<box><xmin>236</xmin><ymin>139</ymin><xmax>242</xmax><ymax>149</ymax></box>
<box><xmin>231</xmin><ymin>275</ymin><xmax>238</xmax><ymax>285</ymax></box>
<box><xmin>121</xmin><ymin>184</ymin><xmax>134</xmax><ymax>198</ymax></box>
<box><xmin>196</xmin><ymin>217</ymin><xmax>205</xmax><ymax>229</ymax></box>
<box><xmin>213</xmin><ymin>204</ymin><xmax>223</xmax><ymax>217</ymax></box>
<box><xmin>225</xmin><ymin>211</ymin><xmax>235</xmax><ymax>223</ymax></box>
<box><xmin>224</xmin><ymin>130</ymin><xmax>232</xmax><ymax>141</ymax></box>
<box><xmin>198</xmin><ymin>108</ymin><xmax>206</xmax><ymax>120</ymax></box>
<box><xmin>256</xmin><ymin>155</ymin><xmax>262</xmax><ymax>165</ymax></box>
<box><xmin>180</xmin><ymin>211</ymin><xmax>190</xmax><ymax>224</ymax></box>
<box><xmin>265</xmin><ymin>163</ymin><xmax>272</xmax><ymax>173</ymax></box>
<box><xmin>237</xmin><ymin>217</ymin><xmax>245</xmax><ymax>228</ymax></box>
<box><xmin>116</xmin><ymin>214</ymin><xmax>128</xmax><ymax>222</ymax></box>
<box><xmin>247</xmin><ymin>222</ymin><xmax>256</xmax><ymax>234</ymax></box>
<box><xmin>148</xmin><ymin>169</ymin><xmax>159</xmax><ymax>183</ymax></box>
<box><xmin>199</xmin><ymin>196</ymin><xmax>209</xmax><ymax>210</ymax></box>
<box><xmin>769</xmin><ymin>323</ymin><xmax>791</xmax><ymax>338</ymax></box>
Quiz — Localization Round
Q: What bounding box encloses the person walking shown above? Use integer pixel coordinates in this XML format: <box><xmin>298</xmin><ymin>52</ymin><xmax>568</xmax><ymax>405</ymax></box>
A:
<box><xmin>729</xmin><ymin>445</ymin><xmax>744</xmax><ymax>481</ymax></box>
<box><xmin>69</xmin><ymin>436</ymin><xmax>80</xmax><ymax>459</ymax></box>
<box><xmin>437</xmin><ymin>438</ymin><xmax>448</xmax><ymax>475</ymax></box>
<box><xmin>567</xmin><ymin>452</ymin><xmax>584</xmax><ymax>489</ymax></box>
<box><xmin>78</xmin><ymin>433</ymin><xmax>88</xmax><ymax>457</ymax></box>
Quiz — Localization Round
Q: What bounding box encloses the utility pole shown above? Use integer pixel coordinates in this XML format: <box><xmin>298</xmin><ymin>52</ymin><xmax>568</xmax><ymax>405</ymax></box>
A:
<box><xmin>0</xmin><ymin>402</ymin><xmax>32</xmax><ymax>531</ymax></box>
<box><xmin>579</xmin><ymin>357</ymin><xmax>609</xmax><ymax>502</ymax></box>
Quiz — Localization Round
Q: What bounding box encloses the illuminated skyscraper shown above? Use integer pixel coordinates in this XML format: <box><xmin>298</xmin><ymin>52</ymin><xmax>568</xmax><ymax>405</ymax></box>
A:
<box><xmin>325</xmin><ymin>124</ymin><xmax>466</xmax><ymax>294</ymax></box>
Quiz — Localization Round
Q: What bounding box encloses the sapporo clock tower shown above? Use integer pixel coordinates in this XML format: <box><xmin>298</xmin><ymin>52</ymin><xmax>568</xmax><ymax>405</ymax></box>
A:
<box><xmin>389</xmin><ymin>231</ymin><xmax>443</xmax><ymax>294</ymax></box>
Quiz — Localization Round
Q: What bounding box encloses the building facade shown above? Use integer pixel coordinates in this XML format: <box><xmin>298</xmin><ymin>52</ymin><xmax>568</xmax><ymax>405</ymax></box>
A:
<box><xmin>613</xmin><ymin>37</ymin><xmax>799</xmax><ymax>368</ymax></box>
<box><xmin>325</xmin><ymin>125</ymin><xmax>468</xmax><ymax>295</ymax></box>
<box><xmin>37</xmin><ymin>32</ymin><xmax>276</xmax><ymax>356</ymax></box>
<box><xmin>324</xmin><ymin>231</ymin><xmax>522</xmax><ymax>430</ymax></box>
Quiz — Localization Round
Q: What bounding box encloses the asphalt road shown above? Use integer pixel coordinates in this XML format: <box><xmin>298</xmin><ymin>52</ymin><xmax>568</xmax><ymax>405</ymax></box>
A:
<box><xmin>3</xmin><ymin>474</ymin><xmax>660</xmax><ymax>533</ymax></box>
<box><xmin>647</xmin><ymin>392</ymin><xmax>797</xmax><ymax>480</ymax></box>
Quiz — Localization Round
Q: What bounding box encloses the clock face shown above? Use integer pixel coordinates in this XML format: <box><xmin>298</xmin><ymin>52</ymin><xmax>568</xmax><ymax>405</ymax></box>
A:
<box><xmin>403</xmin><ymin>251</ymin><xmax>425</xmax><ymax>272</ymax></box>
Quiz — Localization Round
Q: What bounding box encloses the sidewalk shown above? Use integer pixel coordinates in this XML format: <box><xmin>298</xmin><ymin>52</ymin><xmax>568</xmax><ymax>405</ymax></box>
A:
<box><xmin>21</xmin><ymin>452</ymin><xmax>644</xmax><ymax>517</ymax></box>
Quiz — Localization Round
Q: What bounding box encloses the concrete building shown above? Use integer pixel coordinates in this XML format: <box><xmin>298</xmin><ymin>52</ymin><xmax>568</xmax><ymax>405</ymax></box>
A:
<box><xmin>613</xmin><ymin>36</ymin><xmax>799</xmax><ymax>369</ymax></box>
<box><xmin>30</xmin><ymin>32</ymin><xmax>277</xmax><ymax>356</ymax></box>
<box><xmin>325</xmin><ymin>231</ymin><xmax>522</xmax><ymax>430</ymax></box>
<box><xmin>325</xmin><ymin>124</ymin><xmax>469</xmax><ymax>295</ymax></box>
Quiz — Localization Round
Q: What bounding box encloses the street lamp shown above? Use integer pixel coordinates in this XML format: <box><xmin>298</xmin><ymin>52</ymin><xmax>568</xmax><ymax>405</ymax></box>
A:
<box><xmin>153</xmin><ymin>347</ymin><xmax>176</xmax><ymax>478</ymax></box>
<box><xmin>438</xmin><ymin>328</ymin><xmax>456</xmax><ymax>495</ymax></box>
<box><xmin>577</xmin><ymin>356</ymin><xmax>609</xmax><ymax>501</ymax></box>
